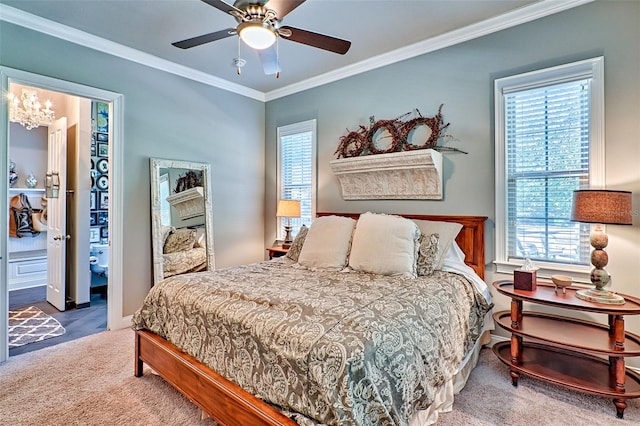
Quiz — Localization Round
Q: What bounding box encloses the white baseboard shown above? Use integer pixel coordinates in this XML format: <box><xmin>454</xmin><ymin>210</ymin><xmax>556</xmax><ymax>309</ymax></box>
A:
<box><xmin>8</xmin><ymin>282</ymin><xmax>46</xmax><ymax>292</ymax></box>
<box><xmin>109</xmin><ymin>314</ymin><xmax>133</xmax><ymax>331</ymax></box>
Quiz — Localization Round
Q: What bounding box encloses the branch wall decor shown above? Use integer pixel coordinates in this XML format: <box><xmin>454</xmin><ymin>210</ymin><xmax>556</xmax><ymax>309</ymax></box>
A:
<box><xmin>334</xmin><ymin>104</ymin><xmax>465</xmax><ymax>159</ymax></box>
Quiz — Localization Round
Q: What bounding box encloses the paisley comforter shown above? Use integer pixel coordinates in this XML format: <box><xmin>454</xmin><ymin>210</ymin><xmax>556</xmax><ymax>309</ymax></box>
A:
<box><xmin>132</xmin><ymin>258</ymin><xmax>492</xmax><ymax>425</ymax></box>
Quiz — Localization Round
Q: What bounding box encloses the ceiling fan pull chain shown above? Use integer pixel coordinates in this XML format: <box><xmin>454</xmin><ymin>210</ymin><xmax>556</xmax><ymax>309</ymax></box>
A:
<box><xmin>276</xmin><ymin>37</ymin><xmax>280</xmax><ymax>79</ymax></box>
<box><xmin>234</xmin><ymin>37</ymin><xmax>246</xmax><ymax>75</ymax></box>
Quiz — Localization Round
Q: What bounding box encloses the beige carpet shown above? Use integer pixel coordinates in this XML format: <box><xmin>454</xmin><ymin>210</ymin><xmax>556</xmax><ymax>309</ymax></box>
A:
<box><xmin>0</xmin><ymin>328</ymin><xmax>638</xmax><ymax>425</ymax></box>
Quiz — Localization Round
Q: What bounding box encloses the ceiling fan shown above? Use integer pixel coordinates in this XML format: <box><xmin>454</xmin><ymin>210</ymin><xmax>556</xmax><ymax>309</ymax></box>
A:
<box><xmin>172</xmin><ymin>0</ymin><xmax>351</xmax><ymax>77</ymax></box>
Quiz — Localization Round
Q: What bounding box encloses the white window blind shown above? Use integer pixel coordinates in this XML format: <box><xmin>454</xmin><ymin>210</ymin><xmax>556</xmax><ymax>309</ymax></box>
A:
<box><xmin>505</xmin><ymin>80</ymin><xmax>590</xmax><ymax>265</ymax></box>
<box><xmin>277</xmin><ymin>120</ymin><xmax>316</xmax><ymax>238</ymax></box>
<box><xmin>494</xmin><ymin>57</ymin><xmax>605</xmax><ymax>281</ymax></box>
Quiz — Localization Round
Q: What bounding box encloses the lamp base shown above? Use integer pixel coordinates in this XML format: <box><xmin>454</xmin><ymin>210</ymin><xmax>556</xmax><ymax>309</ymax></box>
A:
<box><xmin>575</xmin><ymin>288</ymin><xmax>625</xmax><ymax>305</ymax></box>
<box><xmin>282</xmin><ymin>225</ymin><xmax>293</xmax><ymax>249</ymax></box>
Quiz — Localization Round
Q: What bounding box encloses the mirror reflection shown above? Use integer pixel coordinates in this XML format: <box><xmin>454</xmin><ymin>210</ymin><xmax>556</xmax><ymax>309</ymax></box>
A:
<box><xmin>150</xmin><ymin>158</ymin><xmax>214</xmax><ymax>284</ymax></box>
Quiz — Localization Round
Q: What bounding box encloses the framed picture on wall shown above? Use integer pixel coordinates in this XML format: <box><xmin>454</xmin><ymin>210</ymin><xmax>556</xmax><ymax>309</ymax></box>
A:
<box><xmin>98</xmin><ymin>212</ymin><xmax>108</xmax><ymax>226</ymax></box>
<box><xmin>97</xmin><ymin>133</ymin><xmax>108</xmax><ymax>142</ymax></box>
<box><xmin>99</xmin><ymin>191</ymin><xmax>109</xmax><ymax>210</ymax></box>
<box><xmin>96</xmin><ymin>102</ymin><xmax>109</xmax><ymax>133</ymax></box>
<box><xmin>90</xmin><ymin>191</ymin><xmax>97</xmax><ymax>210</ymax></box>
<box><xmin>89</xmin><ymin>227</ymin><xmax>100</xmax><ymax>243</ymax></box>
<box><xmin>100</xmin><ymin>226</ymin><xmax>109</xmax><ymax>239</ymax></box>
<box><xmin>90</xmin><ymin>212</ymin><xmax>98</xmax><ymax>226</ymax></box>
<box><xmin>97</xmin><ymin>143</ymin><xmax>108</xmax><ymax>157</ymax></box>
<box><xmin>90</xmin><ymin>140</ymin><xmax>97</xmax><ymax>156</ymax></box>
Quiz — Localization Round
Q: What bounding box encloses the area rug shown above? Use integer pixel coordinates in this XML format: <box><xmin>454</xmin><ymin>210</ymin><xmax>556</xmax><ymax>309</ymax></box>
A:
<box><xmin>8</xmin><ymin>306</ymin><xmax>65</xmax><ymax>348</ymax></box>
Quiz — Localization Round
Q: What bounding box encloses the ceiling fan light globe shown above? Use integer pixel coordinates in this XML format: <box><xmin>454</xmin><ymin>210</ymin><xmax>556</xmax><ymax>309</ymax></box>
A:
<box><xmin>238</xmin><ymin>22</ymin><xmax>276</xmax><ymax>50</ymax></box>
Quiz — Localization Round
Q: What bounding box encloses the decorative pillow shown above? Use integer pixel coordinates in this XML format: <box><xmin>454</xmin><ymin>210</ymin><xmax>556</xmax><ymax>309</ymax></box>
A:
<box><xmin>412</xmin><ymin>219</ymin><xmax>463</xmax><ymax>270</ymax></box>
<box><xmin>348</xmin><ymin>212</ymin><xmax>420</xmax><ymax>276</ymax></box>
<box><xmin>163</xmin><ymin>228</ymin><xmax>197</xmax><ymax>254</ymax></box>
<box><xmin>285</xmin><ymin>225</ymin><xmax>308</xmax><ymax>262</ymax></box>
<box><xmin>416</xmin><ymin>233</ymin><xmax>439</xmax><ymax>276</ymax></box>
<box><xmin>297</xmin><ymin>216</ymin><xmax>357</xmax><ymax>270</ymax></box>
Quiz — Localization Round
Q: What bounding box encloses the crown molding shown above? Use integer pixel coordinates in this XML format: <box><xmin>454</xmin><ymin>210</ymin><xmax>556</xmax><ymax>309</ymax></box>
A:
<box><xmin>0</xmin><ymin>4</ymin><xmax>265</xmax><ymax>102</ymax></box>
<box><xmin>264</xmin><ymin>0</ymin><xmax>594</xmax><ymax>101</ymax></box>
<box><xmin>1</xmin><ymin>1</ymin><xmax>593</xmax><ymax>103</ymax></box>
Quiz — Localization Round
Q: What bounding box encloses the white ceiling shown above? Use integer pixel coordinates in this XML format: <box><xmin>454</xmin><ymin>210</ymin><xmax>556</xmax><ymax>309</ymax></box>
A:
<box><xmin>1</xmin><ymin>0</ymin><xmax>589</xmax><ymax>100</ymax></box>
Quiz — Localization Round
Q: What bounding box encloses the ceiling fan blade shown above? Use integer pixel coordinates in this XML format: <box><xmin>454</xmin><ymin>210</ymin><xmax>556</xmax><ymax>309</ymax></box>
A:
<box><xmin>201</xmin><ymin>0</ymin><xmax>244</xmax><ymax>16</ymax></box>
<box><xmin>280</xmin><ymin>26</ymin><xmax>351</xmax><ymax>55</ymax></box>
<box><xmin>265</xmin><ymin>0</ymin><xmax>306</xmax><ymax>19</ymax></box>
<box><xmin>258</xmin><ymin>45</ymin><xmax>281</xmax><ymax>75</ymax></box>
<box><xmin>172</xmin><ymin>28</ymin><xmax>235</xmax><ymax>49</ymax></box>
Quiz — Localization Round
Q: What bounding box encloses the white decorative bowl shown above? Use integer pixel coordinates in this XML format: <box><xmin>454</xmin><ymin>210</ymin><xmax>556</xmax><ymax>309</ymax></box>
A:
<box><xmin>551</xmin><ymin>275</ymin><xmax>572</xmax><ymax>294</ymax></box>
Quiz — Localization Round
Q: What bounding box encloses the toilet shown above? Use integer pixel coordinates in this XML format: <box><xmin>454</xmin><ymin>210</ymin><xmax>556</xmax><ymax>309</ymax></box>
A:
<box><xmin>89</xmin><ymin>243</ymin><xmax>109</xmax><ymax>276</ymax></box>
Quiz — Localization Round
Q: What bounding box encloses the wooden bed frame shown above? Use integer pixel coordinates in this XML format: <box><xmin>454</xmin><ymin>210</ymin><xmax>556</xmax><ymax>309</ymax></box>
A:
<box><xmin>134</xmin><ymin>213</ymin><xmax>487</xmax><ymax>426</ymax></box>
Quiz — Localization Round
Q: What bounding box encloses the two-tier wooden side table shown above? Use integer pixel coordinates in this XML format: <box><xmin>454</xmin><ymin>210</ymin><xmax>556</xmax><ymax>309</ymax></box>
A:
<box><xmin>492</xmin><ymin>280</ymin><xmax>640</xmax><ymax>419</ymax></box>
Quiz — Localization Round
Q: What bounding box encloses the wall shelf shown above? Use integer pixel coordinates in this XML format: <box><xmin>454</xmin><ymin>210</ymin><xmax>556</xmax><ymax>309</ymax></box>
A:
<box><xmin>329</xmin><ymin>149</ymin><xmax>443</xmax><ymax>200</ymax></box>
<box><xmin>166</xmin><ymin>186</ymin><xmax>205</xmax><ymax>220</ymax></box>
<box><xmin>9</xmin><ymin>187</ymin><xmax>45</xmax><ymax>194</ymax></box>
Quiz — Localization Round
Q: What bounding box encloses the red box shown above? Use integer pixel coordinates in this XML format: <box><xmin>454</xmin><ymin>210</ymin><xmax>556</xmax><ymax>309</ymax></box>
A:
<box><xmin>514</xmin><ymin>270</ymin><xmax>537</xmax><ymax>291</ymax></box>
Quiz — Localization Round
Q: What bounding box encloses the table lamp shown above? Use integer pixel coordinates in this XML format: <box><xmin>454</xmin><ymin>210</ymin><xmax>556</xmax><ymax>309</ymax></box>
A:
<box><xmin>276</xmin><ymin>199</ymin><xmax>300</xmax><ymax>248</ymax></box>
<box><xmin>570</xmin><ymin>189</ymin><xmax>632</xmax><ymax>304</ymax></box>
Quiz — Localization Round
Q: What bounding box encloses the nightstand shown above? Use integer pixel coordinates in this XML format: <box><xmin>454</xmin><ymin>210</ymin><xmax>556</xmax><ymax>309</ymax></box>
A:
<box><xmin>266</xmin><ymin>246</ymin><xmax>288</xmax><ymax>260</ymax></box>
<box><xmin>492</xmin><ymin>280</ymin><xmax>640</xmax><ymax>419</ymax></box>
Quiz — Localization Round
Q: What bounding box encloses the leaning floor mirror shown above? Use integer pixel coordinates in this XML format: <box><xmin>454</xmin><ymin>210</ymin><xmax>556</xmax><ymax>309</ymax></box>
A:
<box><xmin>150</xmin><ymin>158</ymin><xmax>215</xmax><ymax>285</ymax></box>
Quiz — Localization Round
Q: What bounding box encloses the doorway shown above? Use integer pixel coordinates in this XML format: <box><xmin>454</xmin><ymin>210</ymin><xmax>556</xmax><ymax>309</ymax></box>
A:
<box><xmin>7</xmin><ymin>84</ymin><xmax>108</xmax><ymax>356</ymax></box>
<box><xmin>1</xmin><ymin>66</ymin><xmax>125</xmax><ymax>363</ymax></box>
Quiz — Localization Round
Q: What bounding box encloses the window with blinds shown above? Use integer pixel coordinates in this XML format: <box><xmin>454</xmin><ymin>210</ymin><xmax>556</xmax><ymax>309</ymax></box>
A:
<box><xmin>277</xmin><ymin>120</ymin><xmax>316</xmax><ymax>239</ymax></box>
<box><xmin>494</xmin><ymin>57</ymin><xmax>604</xmax><ymax>278</ymax></box>
<box><xmin>505</xmin><ymin>80</ymin><xmax>591</xmax><ymax>265</ymax></box>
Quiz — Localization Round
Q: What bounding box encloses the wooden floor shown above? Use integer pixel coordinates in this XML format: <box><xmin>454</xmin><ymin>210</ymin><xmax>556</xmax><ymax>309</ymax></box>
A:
<box><xmin>8</xmin><ymin>285</ymin><xmax>107</xmax><ymax>357</ymax></box>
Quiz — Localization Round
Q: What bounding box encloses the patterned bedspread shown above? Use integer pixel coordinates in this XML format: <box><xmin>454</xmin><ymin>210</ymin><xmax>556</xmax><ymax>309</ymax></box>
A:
<box><xmin>132</xmin><ymin>258</ymin><xmax>492</xmax><ymax>425</ymax></box>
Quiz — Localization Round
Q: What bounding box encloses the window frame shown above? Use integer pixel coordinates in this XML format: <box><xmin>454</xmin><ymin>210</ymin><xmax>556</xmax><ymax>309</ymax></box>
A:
<box><xmin>494</xmin><ymin>57</ymin><xmax>605</xmax><ymax>283</ymax></box>
<box><xmin>276</xmin><ymin>119</ymin><xmax>317</xmax><ymax>240</ymax></box>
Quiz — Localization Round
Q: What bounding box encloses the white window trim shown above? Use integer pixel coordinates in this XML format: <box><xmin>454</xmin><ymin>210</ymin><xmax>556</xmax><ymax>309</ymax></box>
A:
<box><xmin>276</xmin><ymin>119</ymin><xmax>317</xmax><ymax>240</ymax></box>
<box><xmin>494</xmin><ymin>57</ymin><xmax>605</xmax><ymax>283</ymax></box>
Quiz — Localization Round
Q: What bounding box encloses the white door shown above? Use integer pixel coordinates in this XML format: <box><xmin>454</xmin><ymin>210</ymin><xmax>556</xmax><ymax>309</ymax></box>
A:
<box><xmin>46</xmin><ymin>117</ymin><xmax>67</xmax><ymax>311</ymax></box>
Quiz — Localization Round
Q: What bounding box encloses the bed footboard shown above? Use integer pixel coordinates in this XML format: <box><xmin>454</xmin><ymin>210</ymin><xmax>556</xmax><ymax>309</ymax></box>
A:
<box><xmin>134</xmin><ymin>330</ymin><xmax>297</xmax><ymax>426</ymax></box>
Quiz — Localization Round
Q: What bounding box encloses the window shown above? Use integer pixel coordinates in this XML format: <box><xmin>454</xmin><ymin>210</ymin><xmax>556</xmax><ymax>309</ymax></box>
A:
<box><xmin>159</xmin><ymin>173</ymin><xmax>171</xmax><ymax>226</ymax></box>
<box><xmin>277</xmin><ymin>119</ymin><xmax>316</xmax><ymax>239</ymax></box>
<box><xmin>494</xmin><ymin>57</ymin><xmax>604</xmax><ymax>280</ymax></box>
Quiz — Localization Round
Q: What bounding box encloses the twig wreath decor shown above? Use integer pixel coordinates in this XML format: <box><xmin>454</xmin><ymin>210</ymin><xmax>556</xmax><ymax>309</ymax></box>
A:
<box><xmin>334</xmin><ymin>104</ymin><xmax>466</xmax><ymax>159</ymax></box>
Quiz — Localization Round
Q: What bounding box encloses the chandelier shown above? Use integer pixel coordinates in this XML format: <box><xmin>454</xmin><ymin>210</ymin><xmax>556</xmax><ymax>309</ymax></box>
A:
<box><xmin>8</xmin><ymin>88</ymin><xmax>55</xmax><ymax>130</ymax></box>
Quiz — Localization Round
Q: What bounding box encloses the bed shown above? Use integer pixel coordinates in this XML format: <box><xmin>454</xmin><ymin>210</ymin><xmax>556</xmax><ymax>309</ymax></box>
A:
<box><xmin>161</xmin><ymin>226</ymin><xmax>208</xmax><ymax>278</ymax></box>
<box><xmin>133</xmin><ymin>213</ymin><xmax>491</xmax><ymax>425</ymax></box>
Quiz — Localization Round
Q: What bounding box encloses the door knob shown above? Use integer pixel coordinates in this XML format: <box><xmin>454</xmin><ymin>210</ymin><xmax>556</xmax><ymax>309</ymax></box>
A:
<box><xmin>53</xmin><ymin>234</ymin><xmax>71</xmax><ymax>241</ymax></box>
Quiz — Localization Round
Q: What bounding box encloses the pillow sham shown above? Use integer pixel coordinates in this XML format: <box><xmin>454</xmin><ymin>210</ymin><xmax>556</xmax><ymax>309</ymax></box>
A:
<box><xmin>348</xmin><ymin>212</ymin><xmax>420</xmax><ymax>276</ymax></box>
<box><xmin>416</xmin><ymin>233</ymin><xmax>439</xmax><ymax>276</ymax></box>
<box><xmin>411</xmin><ymin>219</ymin><xmax>463</xmax><ymax>270</ymax></box>
<box><xmin>285</xmin><ymin>224</ymin><xmax>308</xmax><ymax>262</ymax></box>
<box><xmin>297</xmin><ymin>216</ymin><xmax>356</xmax><ymax>270</ymax></box>
<box><xmin>163</xmin><ymin>228</ymin><xmax>197</xmax><ymax>254</ymax></box>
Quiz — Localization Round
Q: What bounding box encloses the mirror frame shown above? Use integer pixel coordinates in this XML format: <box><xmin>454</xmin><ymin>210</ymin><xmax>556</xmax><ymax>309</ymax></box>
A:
<box><xmin>150</xmin><ymin>157</ymin><xmax>215</xmax><ymax>284</ymax></box>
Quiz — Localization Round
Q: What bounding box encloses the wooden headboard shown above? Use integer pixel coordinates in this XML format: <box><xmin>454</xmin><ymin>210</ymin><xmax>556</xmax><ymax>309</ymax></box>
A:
<box><xmin>316</xmin><ymin>212</ymin><xmax>488</xmax><ymax>279</ymax></box>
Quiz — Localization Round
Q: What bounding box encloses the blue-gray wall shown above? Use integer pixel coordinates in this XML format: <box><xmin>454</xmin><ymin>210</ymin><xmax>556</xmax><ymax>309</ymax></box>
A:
<box><xmin>264</xmin><ymin>0</ymin><xmax>640</xmax><ymax>360</ymax></box>
<box><xmin>1</xmin><ymin>21</ymin><xmax>266</xmax><ymax>316</ymax></box>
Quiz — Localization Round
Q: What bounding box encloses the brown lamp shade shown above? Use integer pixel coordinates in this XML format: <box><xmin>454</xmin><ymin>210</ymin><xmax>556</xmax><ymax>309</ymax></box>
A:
<box><xmin>276</xmin><ymin>199</ymin><xmax>301</xmax><ymax>218</ymax></box>
<box><xmin>571</xmin><ymin>190</ymin><xmax>632</xmax><ymax>225</ymax></box>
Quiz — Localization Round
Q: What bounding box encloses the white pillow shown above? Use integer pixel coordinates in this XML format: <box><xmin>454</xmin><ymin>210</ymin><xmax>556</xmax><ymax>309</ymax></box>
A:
<box><xmin>412</xmin><ymin>219</ymin><xmax>463</xmax><ymax>270</ymax></box>
<box><xmin>349</xmin><ymin>212</ymin><xmax>420</xmax><ymax>276</ymax></box>
<box><xmin>297</xmin><ymin>216</ymin><xmax>356</xmax><ymax>270</ymax></box>
<box><xmin>193</xmin><ymin>228</ymin><xmax>206</xmax><ymax>249</ymax></box>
